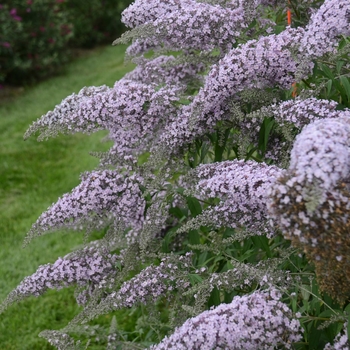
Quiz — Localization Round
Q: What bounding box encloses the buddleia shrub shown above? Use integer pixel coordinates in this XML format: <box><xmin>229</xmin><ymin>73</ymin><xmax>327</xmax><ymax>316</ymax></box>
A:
<box><xmin>2</xmin><ymin>0</ymin><xmax>350</xmax><ymax>349</ymax></box>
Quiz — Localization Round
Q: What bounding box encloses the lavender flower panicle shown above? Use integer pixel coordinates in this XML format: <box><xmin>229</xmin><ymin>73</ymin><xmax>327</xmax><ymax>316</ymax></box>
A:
<box><xmin>25</xmin><ymin>170</ymin><xmax>145</xmax><ymax>244</ymax></box>
<box><xmin>267</xmin><ymin>115</ymin><xmax>350</xmax><ymax>303</ymax></box>
<box><xmin>121</xmin><ymin>0</ymin><xmax>261</xmax><ymax>31</ymax></box>
<box><xmin>25</xmin><ymin>79</ymin><xmax>181</xmax><ymax>160</ymax></box>
<box><xmin>269</xmin><ymin>97</ymin><xmax>341</xmax><ymax>130</ymax></box>
<box><xmin>122</xmin><ymin>1</ymin><xmax>247</xmax><ymax>55</ymax></box>
<box><xmin>244</xmin><ymin>97</ymin><xmax>341</xmax><ymax>134</ymax></box>
<box><xmin>24</xmin><ymin>85</ymin><xmax>109</xmax><ymax>140</ymax></box>
<box><xmin>300</xmin><ymin>0</ymin><xmax>350</xmax><ymax>58</ymax></box>
<box><xmin>122</xmin><ymin>0</ymin><xmax>186</xmax><ymax>29</ymax></box>
<box><xmin>148</xmin><ymin>289</ymin><xmax>302</xmax><ymax>350</ymax></box>
<box><xmin>289</xmin><ymin>115</ymin><xmax>350</xmax><ymax>191</ymax></box>
<box><xmin>179</xmin><ymin>160</ymin><xmax>282</xmax><ymax>236</ymax></box>
<box><xmin>0</xmin><ymin>247</ymin><xmax>118</xmax><ymax>313</ymax></box>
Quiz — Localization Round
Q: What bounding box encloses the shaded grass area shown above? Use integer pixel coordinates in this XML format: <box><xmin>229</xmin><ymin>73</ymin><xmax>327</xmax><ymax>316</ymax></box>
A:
<box><xmin>0</xmin><ymin>45</ymin><xmax>134</xmax><ymax>349</ymax></box>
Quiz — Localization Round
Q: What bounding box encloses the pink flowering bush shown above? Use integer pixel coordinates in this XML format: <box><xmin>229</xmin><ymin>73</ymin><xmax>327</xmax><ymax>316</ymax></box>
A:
<box><xmin>0</xmin><ymin>0</ymin><xmax>72</xmax><ymax>84</ymax></box>
<box><xmin>2</xmin><ymin>0</ymin><xmax>350</xmax><ymax>349</ymax></box>
<box><xmin>0</xmin><ymin>0</ymin><xmax>133</xmax><ymax>85</ymax></box>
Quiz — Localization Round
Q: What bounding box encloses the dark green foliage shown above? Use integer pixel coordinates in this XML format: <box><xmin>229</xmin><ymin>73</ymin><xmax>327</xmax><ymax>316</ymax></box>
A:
<box><xmin>0</xmin><ymin>0</ymin><xmax>72</xmax><ymax>85</ymax></box>
<box><xmin>0</xmin><ymin>0</ymin><xmax>133</xmax><ymax>85</ymax></box>
<box><xmin>62</xmin><ymin>0</ymin><xmax>133</xmax><ymax>49</ymax></box>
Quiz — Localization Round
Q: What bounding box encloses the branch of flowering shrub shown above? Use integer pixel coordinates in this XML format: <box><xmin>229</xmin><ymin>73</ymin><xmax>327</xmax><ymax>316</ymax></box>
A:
<box><xmin>68</xmin><ymin>253</ymin><xmax>194</xmax><ymax>325</ymax></box>
<box><xmin>24</xmin><ymin>78</ymin><xmax>182</xmax><ymax>162</ymax></box>
<box><xmin>6</xmin><ymin>0</ymin><xmax>350</xmax><ymax>348</ymax></box>
<box><xmin>24</xmin><ymin>169</ymin><xmax>145</xmax><ymax>246</ymax></box>
<box><xmin>0</xmin><ymin>244</ymin><xmax>120</xmax><ymax>314</ymax></box>
<box><xmin>177</xmin><ymin>108</ymin><xmax>350</xmax><ymax>304</ymax></box>
<box><xmin>155</xmin><ymin>27</ymin><xmax>304</xmax><ymax>154</ymax></box>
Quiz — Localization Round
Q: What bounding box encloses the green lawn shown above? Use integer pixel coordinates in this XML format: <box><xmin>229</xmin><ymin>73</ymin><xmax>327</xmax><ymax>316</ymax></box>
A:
<box><xmin>0</xmin><ymin>44</ymin><xmax>134</xmax><ymax>349</ymax></box>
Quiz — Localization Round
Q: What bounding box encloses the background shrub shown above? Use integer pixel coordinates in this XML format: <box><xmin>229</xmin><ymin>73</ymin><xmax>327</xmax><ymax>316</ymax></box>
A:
<box><xmin>63</xmin><ymin>0</ymin><xmax>132</xmax><ymax>49</ymax></box>
<box><xmin>0</xmin><ymin>0</ymin><xmax>71</xmax><ymax>85</ymax></box>
<box><xmin>0</xmin><ymin>0</ymin><xmax>132</xmax><ymax>85</ymax></box>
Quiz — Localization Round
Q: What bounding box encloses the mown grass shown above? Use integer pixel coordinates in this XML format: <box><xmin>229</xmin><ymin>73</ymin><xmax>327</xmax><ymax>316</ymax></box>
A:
<box><xmin>0</xmin><ymin>44</ymin><xmax>134</xmax><ymax>349</ymax></box>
